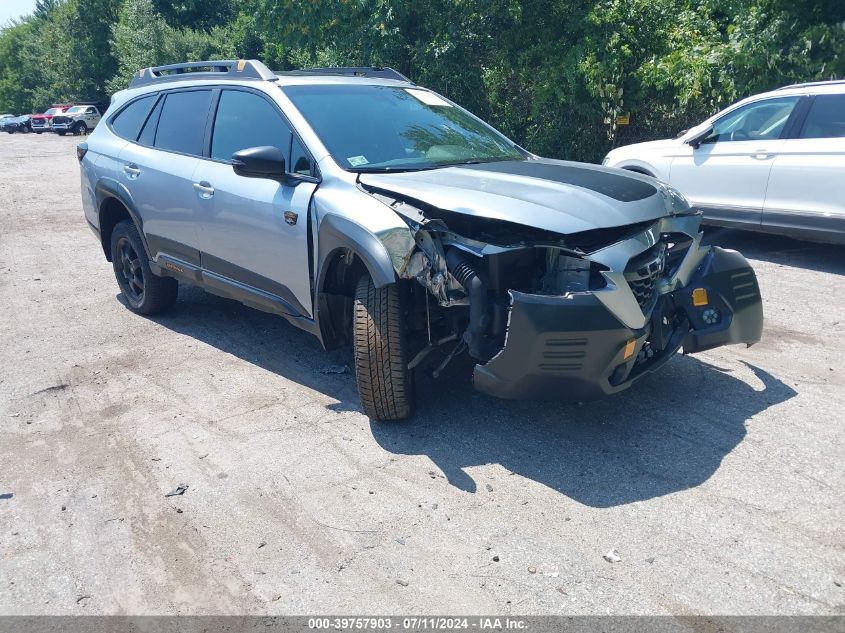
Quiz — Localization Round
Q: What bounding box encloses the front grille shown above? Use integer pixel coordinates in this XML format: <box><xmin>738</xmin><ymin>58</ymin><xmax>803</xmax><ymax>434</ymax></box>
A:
<box><xmin>52</xmin><ymin>116</ymin><xmax>70</xmax><ymax>125</ymax></box>
<box><xmin>624</xmin><ymin>243</ymin><xmax>667</xmax><ymax>312</ymax></box>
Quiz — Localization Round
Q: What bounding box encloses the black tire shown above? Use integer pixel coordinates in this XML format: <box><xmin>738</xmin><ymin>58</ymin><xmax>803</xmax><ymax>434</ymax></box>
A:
<box><xmin>35</xmin><ymin>131</ymin><xmax>42</xmax><ymax>134</ymax></box>
<box><xmin>72</xmin><ymin>122</ymin><xmax>87</xmax><ymax>136</ymax></box>
<box><xmin>56</xmin><ymin>131</ymin><xmax>66</xmax><ymax>136</ymax></box>
<box><xmin>353</xmin><ymin>275</ymin><xmax>414</xmax><ymax>420</ymax></box>
<box><xmin>110</xmin><ymin>219</ymin><xmax>178</xmax><ymax>315</ymax></box>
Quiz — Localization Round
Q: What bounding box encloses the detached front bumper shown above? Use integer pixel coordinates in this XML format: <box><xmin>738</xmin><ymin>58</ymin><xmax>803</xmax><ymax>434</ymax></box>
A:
<box><xmin>473</xmin><ymin>246</ymin><xmax>763</xmax><ymax>400</ymax></box>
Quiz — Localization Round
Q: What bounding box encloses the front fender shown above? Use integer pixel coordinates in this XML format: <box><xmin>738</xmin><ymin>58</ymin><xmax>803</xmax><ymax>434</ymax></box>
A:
<box><xmin>316</xmin><ymin>214</ymin><xmax>397</xmax><ymax>289</ymax></box>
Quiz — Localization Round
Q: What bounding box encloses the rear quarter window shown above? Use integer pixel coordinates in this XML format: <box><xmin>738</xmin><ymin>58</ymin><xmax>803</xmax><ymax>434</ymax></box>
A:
<box><xmin>110</xmin><ymin>95</ymin><xmax>157</xmax><ymax>141</ymax></box>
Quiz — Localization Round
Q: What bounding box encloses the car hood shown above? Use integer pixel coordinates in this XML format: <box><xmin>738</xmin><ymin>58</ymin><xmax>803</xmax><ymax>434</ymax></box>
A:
<box><xmin>359</xmin><ymin>158</ymin><xmax>672</xmax><ymax>235</ymax></box>
<box><xmin>608</xmin><ymin>138</ymin><xmax>680</xmax><ymax>157</ymax></box>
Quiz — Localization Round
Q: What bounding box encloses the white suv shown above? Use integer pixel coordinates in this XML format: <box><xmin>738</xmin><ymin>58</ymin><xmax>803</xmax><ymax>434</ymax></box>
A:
<box><xmin>604</xmin><ymin>81</ymin><xmax>845</xmax><ymax>244</ymax></box>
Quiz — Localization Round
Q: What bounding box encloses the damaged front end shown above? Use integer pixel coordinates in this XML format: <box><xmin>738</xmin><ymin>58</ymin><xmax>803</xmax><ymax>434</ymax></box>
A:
<box><xmin>366</xmin><ymin>184</ymin><xmax>763</xmax><ymax>401</ymax></box>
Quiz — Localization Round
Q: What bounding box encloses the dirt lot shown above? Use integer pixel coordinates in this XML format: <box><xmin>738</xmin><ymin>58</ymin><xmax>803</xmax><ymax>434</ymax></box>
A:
<box><xmin>0</xmin><ymin>132</ymin><xmax>843</xmax><ymax>616</ymax></box>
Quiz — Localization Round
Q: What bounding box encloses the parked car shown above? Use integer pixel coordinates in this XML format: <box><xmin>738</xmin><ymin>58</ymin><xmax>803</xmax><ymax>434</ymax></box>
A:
<box><xmin>30</xmin><ymin>104</ymin><xmax>72</xmax><ymax>133</ymax></box>
<box><xmin>78</xmin><ymin>59</ymin><xmax>763</xmax><ymax>420</ymax></box>
<box><xmin>604</xmin><ymin>81</ymin><xmax>845</xmax><ymax>244</ymax></box>
<box><xmin>51</xmin><ymin>103</ymin><xmax>105</xmax><ymax>136</ymax></box>
<box><xmin>0</xmin><ymin>114</ymin><xmax>14</xmax><ymax>122</ymax></box>
<box><xmin>1</xmin><ymin>114</ymin><xmax>32</xmax><ymax>133</ymax></box>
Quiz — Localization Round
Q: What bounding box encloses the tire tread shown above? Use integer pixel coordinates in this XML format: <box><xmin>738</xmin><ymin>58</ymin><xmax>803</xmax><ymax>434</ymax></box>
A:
<box><xmin>353</xmin><ymin>275</ymin><xmax>413</xmax><ymax>420</ymax></box>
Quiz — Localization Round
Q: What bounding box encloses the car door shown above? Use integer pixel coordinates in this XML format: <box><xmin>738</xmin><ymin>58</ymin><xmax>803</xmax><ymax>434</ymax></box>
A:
<box><xmin>763</xmin><ymin>93</ymin><xmax>845</xmax><ymax>241</ymax></box>
<box><xmin>192</xmin><ymin>88</ymin><xmax>319</xmax><ymax>318</ymax></box>
<box><xmin>118</xmin><ymin>89</ymin><xmax>213</xmax><ymax>267</ymax></box>
<box><xmin>83</xmin><ymin>106</ymin><xmax>100</xmax><ymax>128</ymax></box>
<box><xmin>668</xmin><ymin>96</ymin><xmax>802</xmax><ymax>227</ymax></box>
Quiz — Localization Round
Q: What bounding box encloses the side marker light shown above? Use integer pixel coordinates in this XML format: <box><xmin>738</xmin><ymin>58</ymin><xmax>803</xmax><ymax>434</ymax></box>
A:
<box><xmin>692</xmin><ymin>288</ymin><xmax>709</xmax><ymax>307</ymax></box>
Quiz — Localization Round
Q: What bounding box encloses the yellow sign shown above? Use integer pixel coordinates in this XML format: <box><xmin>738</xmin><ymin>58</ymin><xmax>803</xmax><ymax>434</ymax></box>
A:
<box><xmin>615</xmin><ymin>114</ymin><xmax>630</xmax><ymax>126</ymax></box>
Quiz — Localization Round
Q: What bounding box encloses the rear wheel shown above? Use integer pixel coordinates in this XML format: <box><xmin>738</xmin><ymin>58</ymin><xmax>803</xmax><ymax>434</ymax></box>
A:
<box><xmin>353</xmin><ymin>275</ymin><xmax>414</xmax><ymax>420</ymax></box>
<box><xmin>110</xmin><ymin>220</ymin><xmax>178</xmax><ymax>315</ymax></box>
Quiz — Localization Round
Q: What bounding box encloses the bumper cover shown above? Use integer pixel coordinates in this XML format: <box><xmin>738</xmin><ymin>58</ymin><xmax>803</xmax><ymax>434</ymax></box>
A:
<box><xmin>473</xmin><ymin>246</ymin><xmax>763</xmax><ymax>400</ymax></box>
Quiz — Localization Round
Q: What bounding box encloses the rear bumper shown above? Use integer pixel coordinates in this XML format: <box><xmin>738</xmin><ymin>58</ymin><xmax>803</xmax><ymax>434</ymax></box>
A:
<box><xmin>473</xmin><ymin>246</ymin><xmax>763</xmax><ymax>400</ymax></box>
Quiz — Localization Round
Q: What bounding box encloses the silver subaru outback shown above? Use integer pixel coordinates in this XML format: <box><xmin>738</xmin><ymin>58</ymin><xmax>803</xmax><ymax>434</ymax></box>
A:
<box><xmin>78</xmin><ymin>59</ymin><xmax>764</xmax><ymax>420</ymax></box>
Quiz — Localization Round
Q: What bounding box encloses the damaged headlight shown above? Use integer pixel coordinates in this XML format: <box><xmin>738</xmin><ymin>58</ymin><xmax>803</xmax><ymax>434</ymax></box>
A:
<box><xmin>538</xmin><ymin>250</ymin><xmax>609</xmax><ymax>295</ymax></box>
<box><xmin>662</xmin><ymin>184</ymin><xmax>694</xmax><ymax>216</ymax></box>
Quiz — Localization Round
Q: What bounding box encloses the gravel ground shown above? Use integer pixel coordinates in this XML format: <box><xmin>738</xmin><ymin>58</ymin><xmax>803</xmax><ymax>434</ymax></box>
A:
<box><xmin>0</xmin><ymin>133</ymin><xmax>843</xmax><ymax>616</ymax></box>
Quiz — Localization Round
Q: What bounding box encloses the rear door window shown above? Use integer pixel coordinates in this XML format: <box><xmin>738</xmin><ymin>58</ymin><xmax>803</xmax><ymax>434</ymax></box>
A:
<box><xmin>799</xmin><ymin>94</ymin><xmax>845</xmax><ymax>139</ymax></box>
<box><xmin>154</xmin><ymin>90</ymin><xmax>213</xmax><ymax>156</ymax></box>
<box><xmin>111</xmin><ymin>95</ymin><xmax>157</xmax><ymax>141</ymax></box>
<box><xmin>210</xmin><ymin>89</ymin><xmax>292</xmax><ymax>162</ymax></box>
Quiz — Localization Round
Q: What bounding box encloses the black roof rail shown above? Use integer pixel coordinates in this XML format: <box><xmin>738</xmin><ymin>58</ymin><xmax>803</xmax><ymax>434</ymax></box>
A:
<box><xmin>129</xmin><ymin>59</ymin><xmax>277</xmax><ymax>88</ymax></box>
<box><xmin>287</xmin><ymin>66</ymin><xmax>412</xmax><ymax>83</ymax></box>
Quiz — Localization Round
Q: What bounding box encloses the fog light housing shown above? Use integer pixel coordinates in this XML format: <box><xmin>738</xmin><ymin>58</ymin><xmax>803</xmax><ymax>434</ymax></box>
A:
<box><xmin>692</xmin><ymin>287</ymin><xmax>709</xmax><ymax>307</ymax></box>
<box><xmin>702</xmin><ymin>308</ymin><xmax>721</xmax><ymax>325</ymax></box>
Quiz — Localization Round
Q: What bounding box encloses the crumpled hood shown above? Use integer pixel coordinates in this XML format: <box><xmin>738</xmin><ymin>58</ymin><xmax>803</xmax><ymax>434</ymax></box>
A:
<box><xmin>359</xmin><ymin>158</ymin><xmax>672</xmax><ymax>235</ymax></box>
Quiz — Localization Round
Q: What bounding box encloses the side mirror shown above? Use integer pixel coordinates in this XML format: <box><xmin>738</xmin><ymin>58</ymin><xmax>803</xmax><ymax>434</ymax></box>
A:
<box><xmin>685</xmin><ymin>124</ymin><xmax>714</xmax><ymax>149</ymax></box>
<box><xmin>232</xmin><ymin>146</ymin><xmax>286</xmax><ymax>180</ymax></box>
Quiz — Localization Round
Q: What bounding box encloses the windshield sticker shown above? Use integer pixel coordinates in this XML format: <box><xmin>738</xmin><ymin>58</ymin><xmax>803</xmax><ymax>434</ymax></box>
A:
<box><xmin>405</xmin><ymin>89</ymin><xmax>452</xmax><ymax>107</ymax></box>
<box><xmin>347</xmin><ymin>155</ymin><xmax>369</xmax><ymax>167</ymax></box>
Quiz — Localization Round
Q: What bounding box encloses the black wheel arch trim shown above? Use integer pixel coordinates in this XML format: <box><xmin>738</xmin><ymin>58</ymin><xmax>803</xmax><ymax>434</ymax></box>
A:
<box><xmin>94</xmin><ymin>178</ymin><xmax>152</xmax><ymax>263</ymax></box>
<box><xmin>314</xmin><ymin>214</ymin><xmax>397</xmax><ymax>350</ymax></box>
<box><xmin>316</xmin><ymin>214</ymin><xmax>397</xmax><ymax>291</ymax></box>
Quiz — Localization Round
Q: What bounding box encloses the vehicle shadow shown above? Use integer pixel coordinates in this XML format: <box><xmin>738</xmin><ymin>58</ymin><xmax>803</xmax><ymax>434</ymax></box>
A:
<box><xmin>702</xmin><ymin>227</ymin><xmax>845</xmax><ymax>275</ymax></box>
<box><xmin>371</xmin><ymin>352</ymin><xmax>795</xmax><ymax>507</ymax></box>
<box><xmin>146</xmin><ymin>286</ymin><xmax>796</xmax><ymax>509</ymax></box>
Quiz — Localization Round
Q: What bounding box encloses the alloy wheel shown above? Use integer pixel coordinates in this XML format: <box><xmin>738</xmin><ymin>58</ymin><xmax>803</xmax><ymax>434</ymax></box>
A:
<box><xmin>116</xmin><ymin>237</ymin><xmax>144</xmax><ymax>303</ymax></box>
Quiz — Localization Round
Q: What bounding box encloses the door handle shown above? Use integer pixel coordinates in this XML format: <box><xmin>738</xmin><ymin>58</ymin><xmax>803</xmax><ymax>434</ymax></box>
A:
<box><xmin>123</xmin><ymin>163</ymin><xmax>140</xmax><ymax>179</ymax></box>
<box><xmin>193</xmin><ymin>181</ymin><xmax>215</xmax><ymax>199</ymax></box>
<box><xmin>752</xmin><ymin>149</ymin><xmax>774</xmax><ymax>159</ymax></box>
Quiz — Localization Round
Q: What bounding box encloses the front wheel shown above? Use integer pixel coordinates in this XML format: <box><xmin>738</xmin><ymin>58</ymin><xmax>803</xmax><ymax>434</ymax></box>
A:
<box><xmin>72</xmin><ymin>122</ymin><xmax>87</xmax><ymax>136</ymax></box>
<box><xmin>110</xmin><ymin>220</ymin><xmax>178</xmax><ymax>315</ymax></box>
<box><xmin>353</xmin><ymin>275</ymin><xmax>414</xmax><ymax>420</ymax></box>
<box><xmin>56</xmin><ymin>131</ymin><xmax>66</xmax><ymax>136</ymax></box>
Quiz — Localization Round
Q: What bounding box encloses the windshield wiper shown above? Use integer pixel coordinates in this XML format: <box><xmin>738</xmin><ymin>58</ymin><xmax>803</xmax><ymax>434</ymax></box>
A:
<box><xmin>353</xmin><ymin>165</ymin><xmax>441</xmax><ymax>173</ymax></box>
<box><xmin>437</xmin><ymin>157</ymin><xmax>521</xmax><ymax>167</ymax></box>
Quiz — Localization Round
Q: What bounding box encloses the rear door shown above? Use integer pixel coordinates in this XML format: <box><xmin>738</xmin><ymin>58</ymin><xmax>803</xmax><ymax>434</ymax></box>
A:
<box><xmin>668</xmin><ymin>96</ymin><xmax>801</xmax><ymax>227</ymax></box>
<box><xmin>763</xmin><ymin>93</ymin><xmax>845</xmax><ymax>241</ymax></box>
<box><xmin>192</xmin><ymin>88</ymin><xmax>319</xmax><ymax>318</ymax></box>
<box><xmin>118</xmin><ymin>88</ymin><xmax>214</xmax><ymax>267</ymax></box>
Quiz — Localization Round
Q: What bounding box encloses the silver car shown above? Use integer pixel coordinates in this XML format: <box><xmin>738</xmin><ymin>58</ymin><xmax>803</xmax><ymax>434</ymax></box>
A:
<box><xmin>78</xmin><ymin>60</ymin><xmax>764</xmax><ymax>420</ymax></box>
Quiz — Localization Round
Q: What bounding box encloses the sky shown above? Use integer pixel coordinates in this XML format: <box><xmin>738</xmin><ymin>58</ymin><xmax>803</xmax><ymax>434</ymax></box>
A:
<box><xmin>0</xmin><ymin>0</ymin><xmax>38</xmax><ymax>25</ymax></box>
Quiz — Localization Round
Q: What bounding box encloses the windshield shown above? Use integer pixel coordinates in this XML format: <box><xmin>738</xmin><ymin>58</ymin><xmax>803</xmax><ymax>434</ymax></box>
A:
<box><xmin>44</xmin><ymin>108</ymin><xmax>60</xmax><ymax>115</ymax></box>
<box><xmin>65</xmin><ymin>106</ymin><xmax>86</xmax><ymax>114</ymax></box>
<box><xmin>282</xmin><ymin>85</ymin><xmax>524</xmax><ymax>172</ymax></box>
